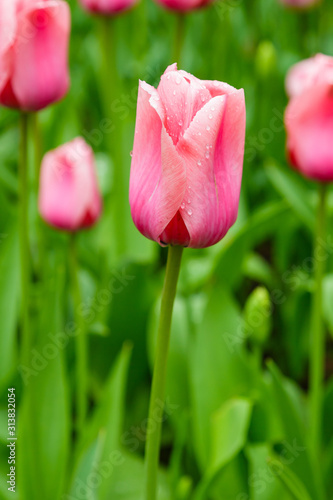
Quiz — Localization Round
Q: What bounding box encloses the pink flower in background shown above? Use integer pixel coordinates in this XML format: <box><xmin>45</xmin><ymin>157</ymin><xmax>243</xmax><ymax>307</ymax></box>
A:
<box><xmin>129</xmin><ymin>64</ymin><xmax>246</xmax><ymax>248</ymax></box>
<box><xmin>154</xmin><ymin>0</ymin><xmax>212</xmax><ymax>11</ymax></box>
<box><xmin>285</xmin><ymin>54</ymin><xmax>333</xmax><ymax>182</ymax></box>
<box><xmin>279</xmin><ymin>0</ymin><xmax>320</xmax><ymax>9</ymax></box>
<box><xmin>78</xmin><ymin>0</ymin><xmax>138</xmax><ymax>14</ymax></box>
<box><xmin>0</xmin><ymin>0</ymin><xmax>70</xmax><ymax>112</ymax></box>
<box><xmin>286</xmin><ymin>54</ymin><xmax>333</xmax><ymax>98</ymax></box>
<box><xmin>39</xmin><ymin>138</ymin><xmax>102</xmax><ymax>231</ymax></box>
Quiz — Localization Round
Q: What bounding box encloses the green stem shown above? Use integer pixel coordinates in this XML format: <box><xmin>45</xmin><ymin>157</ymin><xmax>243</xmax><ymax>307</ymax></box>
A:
<box><xmin>99</xmin><ymin>16</ymin><xmax>126</xmax><ymax>259</ymax></box>
<box><xmin>173</xmin><ymin>13</ymin><xmax>186</xmax><ymax>65</ymax></box>
<box><xmin>144</xmin><ymin>245</ymin><xmax>184</xmax><ymax>500</ymax></box>
<box><xmin>19</xmin><ymin>113</ymin><xmax>31</xmax><ymax>368</ymax></box>
<box><xmin>69</xmin><ymin>234</ymin><xmax>87</xmax><ymax>435</ymax></box>
<box><xmin>309</xmin><ymin>182</ymin><xmax>328</xmax><ymax>458</ymax></box>
<box><xmin>31</xmin><ymin>112</ymin><xmax>42</xmax><ymax>189</ymax></box>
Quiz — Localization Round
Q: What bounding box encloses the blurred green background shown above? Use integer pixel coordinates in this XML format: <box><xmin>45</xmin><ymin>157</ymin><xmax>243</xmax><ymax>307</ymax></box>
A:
<box><xmin>0</xmin><ymin>0</ymin><xmax>333</xmax><ymax>498</ymax></box>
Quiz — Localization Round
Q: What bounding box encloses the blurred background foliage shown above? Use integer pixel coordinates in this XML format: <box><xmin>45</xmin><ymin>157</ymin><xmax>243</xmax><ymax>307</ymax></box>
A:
<box><xmin>0</xmin><ymin>0</ymin><xmax>333</xmax><ymax>498</ymax></box>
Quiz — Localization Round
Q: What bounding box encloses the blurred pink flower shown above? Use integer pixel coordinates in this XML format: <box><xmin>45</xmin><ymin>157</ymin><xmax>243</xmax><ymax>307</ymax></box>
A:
<box><xmin>286</xmin><ymin>54</ymin><xmax>333</xmax><ymax>98</ymax></box>
<box><xmin>39</xmin><ymin>138</ymin><xmax>102</xmax><ymax>231</ymax></box>
<box><xmin>0</xmin><ymin>0</ymin><xmax>70</xmax><ymax>112</ymax></box>
<box><xmin>279</xmin><ymin>0</ymin><xmax>320</xmax><ymax>9</ymax></box>
<box><xmin>285</xmin><ymin>54</ymin><xmax>333</xmax><ymax>182</ymax></box>
<box><xmin>154</xmin><ymin>0</ymin><xmax>212</xmax><ymax>11</ymax></box>
<box><xmin>129</xmin><ymin>64</ymin><xmax>246</xmax><ymax>248</ymax></box>
<box><xmin>78</xmin><ymin>0</ymin><xmax>138</xmax><ymax>15</ymax></box>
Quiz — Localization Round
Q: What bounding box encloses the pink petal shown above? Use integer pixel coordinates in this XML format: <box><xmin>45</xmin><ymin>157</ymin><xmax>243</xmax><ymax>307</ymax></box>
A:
<box><xmin>177</xmin><ymin>89</ymin><xmax>245</xmax><ymax>248</ymax></box>
<box><xmin>286</xmin><ymin>54</ymin><xmax>333</xmax><ymax>98</ymax></box>
<box><xmin>12</xmin><ymin>0</ymin><xmax>70</xmax><ymax>111</ymax></box>
<box><xmin>129</xmin><ymin>81</ymin><xmax>186</xmax><ymax>243</ymax></box>
<box><xmin>0</xmin><ymin>0</ymin><xmax>17</xmax><ymax>94</ymax></box>
<box><xmin>157</xmin><ymin>68</ymin><xmax>211</xmax><ymax>145</ymax></box>
<box><xmin>285</xmin><ymin>82</ymin><xmax>333</xmax><ymax>182</ymax></box>
<box><xmin>79</xmin><ymin>0</ymin><xmax>138</xmax><ymax>14</ymax></box>
<box><xmin>39</xmin><ymin>138</ymin><xmax>102</xmax><ymax>231</ymax></box>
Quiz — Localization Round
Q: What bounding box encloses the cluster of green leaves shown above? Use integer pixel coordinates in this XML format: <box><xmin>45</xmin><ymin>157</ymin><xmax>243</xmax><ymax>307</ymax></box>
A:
<box><xmin>0</xmin><ymin>0</ymin><xmax>333</xmax><ymax>499</ymax></box>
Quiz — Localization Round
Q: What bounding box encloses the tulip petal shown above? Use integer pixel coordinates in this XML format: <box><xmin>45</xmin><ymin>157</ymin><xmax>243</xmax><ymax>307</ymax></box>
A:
<box><xmin>285</xmin><ymin>82</ymin><xmax>333</xmax><ymax>181</ymax></box>
<box><xmin>158</xmin><ymin>68</ymin><xmax>211</xmax><ymax>145</ymax></box>
<box><xmin>0</xmin><ymin>0</ymin><xmax>17</xmax><ymax>94</ymax></box>
<box><xmin>177</xmin><ymin>89</ymin><xmax>245</xmax><ymax>248</ymax></box>
<box><xmin>39</xmin><ymin>138</ymin><xmax>102</xmax><ymax>231</ymax></box>
<box><xmin>12</xmin><ymin>0</ymin><xmax>70</xmax><ymax>111</ymax></box>
<box><xmin>129</xmin><ymin>82</ymin><xmax>186</xmax><ymax>243</ymax></box>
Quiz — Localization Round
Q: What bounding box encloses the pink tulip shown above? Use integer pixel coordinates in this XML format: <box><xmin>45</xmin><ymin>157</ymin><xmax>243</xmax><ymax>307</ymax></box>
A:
<box><xmin>286</xmin><ymin>54</ymin><xmax>333</xmax><ymax>98</ymax></box>
<box><xmin>39</xmin><ymin>138</ymin><xmax>102</xmax><ymax>231</ymax></box>
<box><xmin>78</xmin><ymin>0</ymin><xmax>138</xmax><ymax>14</ymax></box>
<box><xmin>0</xmin><ymin>0</ymin><xmax>70</xmax><ymax>112</ymax></box>
<box><xmin>129</xmin><ymin>64</ymin><xmax>246</xmax><ymax>248</ymax></box>
<box><xmin>285</xmin><ymin>54</ymin><xmax>333</xmax><ymax>182</ymax></box>
<box><xmin>154</xmin><ymin>0</ymin><xmax>212</xmax><ymax>11</ymax></box>
<box><xmin>279</xmin><ymin>0</ymin><xmax>320</xmax><ymax>9</ymax></box>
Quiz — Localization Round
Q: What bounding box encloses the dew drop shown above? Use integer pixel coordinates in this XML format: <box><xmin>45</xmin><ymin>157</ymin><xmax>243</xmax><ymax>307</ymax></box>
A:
<box><xmin>167</xmin><ymin>116</ymin><xmax>170</xmax><ymax>120</ymax></box>
<box><xmin>206</xmin><ymin>125</ymin><xmax>211</xmax><ymax>131</ymax></box>
<box><xmin>187</xmin><ymin>209</ymin><xmax>193</xmax><ymax>216</ymax></box>
<box><xmin>167</xmin><ymin>74</ymin><xmax>170</xmax><ymax>80</ymax></box>
<box><xmin>178</xmin><ymin>120</ymin><xmax>183</xmax><ymax>127</ymax></box>
<box><xmin>197</xmin><ymin>160</ymin><xmax>202</xmax><ymax>166</ymax></box>
<box><xmin>176</xmin><ymin>77</ymin><xmax>181</xmax><ymax>85</ymax></box>
<box><xmin>198</xmin><ymin>132</ymin><xmax>201</xmax><ymax>136</ymax></box>
<box><xmin>208</xmin><ymin>114</ymin><xmax>213</xmax><ymax>119</ymax></box>
<box><xmin>180</xmin><ymin>202</ymin><xmax>185</xmax><ymax>209</ymax></box>
<box><xmin>187</xmin><ymin>198</ymin><xmax>191</xmax><ymax>204</ymax></box>
<box><xmin>206</xmin><ymin>144</ymin><xmax>210</xmax><ymax>150</ymax></box>
<box><xmin>205</xmin><ymin>152</ymin><xmax>210</xmax><ymax>159</ymax></box>
<box><xmin>211</xmin><ymin>106</ymin><xmax>215</xmax><ymax>111</ymax></box>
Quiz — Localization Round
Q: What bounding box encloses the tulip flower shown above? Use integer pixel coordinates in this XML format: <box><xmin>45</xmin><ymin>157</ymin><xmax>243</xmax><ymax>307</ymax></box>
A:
<box><xmin>284</xmin><ymin>53</ymin><xmax>333</xmax><ymax>460</ymax></box>
<box><xmin>78</xmin><ymin>0</ymin><xmax>138</xmax><ymax>14</ymax></box>
<box><xmin>0</xmin><ymin>0</ymin><xmax>70</xmax><ymax>111</ymax></box>
<box><xmin>130</xmin><ymin>65</ymin><xmax>246</xmax><ymax>500</ymax></box>
<box><xmin>154</xmin><ymin>0</ymin><xmax>212</xmax><ymax>11</ymax></box>
<box><xmin>285</xmin><ymin>54</ymin><xmax>333</xmax><ymax>182</ymax></box>
<box><xmin>39</xmin><ymin>138</ymin><xmax>102</xmax><ymax>231</ymax></box>
<box><xmin>129</xmin><ymin>63</ymin><xmax>246</xmax><ymax>248</ymax></box>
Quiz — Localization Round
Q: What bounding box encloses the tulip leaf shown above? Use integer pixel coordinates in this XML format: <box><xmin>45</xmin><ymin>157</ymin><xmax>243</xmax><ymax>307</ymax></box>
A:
<box><xmin>0</xmin><ymin>225</ymin><xmax>19</xmax><ymax>391</ymax></box>
<box><xmin>17</xmin><ymin>251</ymin><xmax>70</xmax><ymax>500</ymax></box>
<box><xmin>265</xmin><ymin>161</ymin><xmax>315</xmax><ymax>231</ymax></box>
<box><xmin>267</xmin><ymin>454</ymin><xmax>313</xmax><ymax>500</ymax></box>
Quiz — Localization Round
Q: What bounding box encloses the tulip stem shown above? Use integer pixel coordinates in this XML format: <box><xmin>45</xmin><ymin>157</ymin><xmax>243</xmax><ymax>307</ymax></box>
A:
<box><xmin>69</xmin><ymin>233</ymin><xmax>87</xmax><ymax>436</ymax></box>
<box><xmin>19</xmin><ymin>113</ymin><xmax>31</xmax><ymax>367</ymax></box>
<box><xmin>173</xmin><ymin>13</ymin><xmax>186</xmax><ymax>65</ymax></box>
<box><xmin>144</xmin><ymin>245</ymin><xmax>183</xmax><ymax>500</ymax></box>
<box><xmin>309</xmin><ymin>182</ymin><xmax>328</xmax><ymax>459</ymax></box>
<box><xmin>99</xmin><ymin>16</ymin><xmax>126</xmax><ymax>259</ymax></box>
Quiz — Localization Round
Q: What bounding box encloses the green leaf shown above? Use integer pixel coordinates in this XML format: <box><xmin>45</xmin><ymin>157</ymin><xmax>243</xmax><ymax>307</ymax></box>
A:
<box><xmin>210</xmin><ymin>398</ymin><xmax>253</xmax><ymax>474</ymax></box>
<box><xmin>268</xmin><ymin>454</ymin><xmax>313</xmax><ymax>500</ymax></box>
<box><xmin>323</xmin><ymin>274</ymin><xmax>333</xmax><ymax>338</ymax></box>
<box><xmin>68</xmin><ymin>344</ymin><xmax>132</xmax><ymax>500</ymax></box>
<box><xmin>17</xmin><ymin>252</ymin><xmax>70</xmax><ymax>500</ymax></box>
<box><xmin>245</xmin><ymin>444</ymin><xmax>293</xmax><ymax>500</ymax></box>
<box><xmin>267</xmin><ymin>360</ymin><xmax>324</xmax><ymax>500</ymax></box>
<box><xmin>190</xmin><ymin>284</ymin><xmax>256</xmax><ymax>471</ymax></box>
<box><xmin>265</xmin><ymin>161</ymin><xmax>315</xmax><ymax>231</ymax></box>
<box><xmin>214</xmin><ymin>201</ymin><xmax>290</xmax><ymax>288</ymax></box>
<box><xmin>0</xmin><ymin>226</ymin><xmax>19</xmax><ymax>391</ymax></box>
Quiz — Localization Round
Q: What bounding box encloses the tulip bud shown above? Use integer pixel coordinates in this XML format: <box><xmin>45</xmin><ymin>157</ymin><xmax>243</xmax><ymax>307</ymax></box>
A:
<box><xmin>243</xmin><ymin>287</ymin><xmax>272</xmax><ymax>345</ymax></box>
<box><xmin>39</xmin><ymin>138</ymin><xmax>102</xmax><ymax>232</ymax></box>
<box><xmin>255</xmin><ymin>41</ymin><xmax>277</xmax><ymax>80</ymax></box>
<box><xmin>154</xmin><ymin>0</ymin><xmax>213</xmax><ymax>11</ymax></box>
<box><xmin>285</xmin><ymin>54</ymin><xmax>333</xmax><ymax>182</ymax></box>
<box><xmin>78</xmin><ymin>0</ymin><xmax>138</xmax><ymax>14</ymax></box>
<box><xmin>0</xmin><ymin>0</ymin><xmax>71</xmax><ymax>112</ymax></box>
<box><xmin>129</xmin><ymin>64</ymin><xmax>246</xmax><ymax>248</ymax></box>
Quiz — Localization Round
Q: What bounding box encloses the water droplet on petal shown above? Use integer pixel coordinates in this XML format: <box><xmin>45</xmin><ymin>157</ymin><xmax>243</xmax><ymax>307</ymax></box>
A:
<box><xmin>206</xmin><ymin>144</ymin><xmax>210</xmax><ymax>150</ymax></box>
<box><xmin>173</xmin><ymin>90</ymin><xmax>176</xmax><ymax>96</ymax></box>
<box><xmin>206</xmin><ymin>126</ymin><xmax>211</xmax><ymax>131</ymax></box>
<box><xmin>178</xmin><ymin>120</ymin><xmax>183</xmax><ymax>127</ymax></box>
<box><xmin>187</xmin><ymin>209</ymin><xmax>193</xmax><ymax>216</ymax></box>
<box><xmin>167</xmin><ymin>74</ymin><xmax>170</xmax><ymax>80</ymax></box>
<box><xmin>180</xmin><ymin>202</ymin><xmax>185</xmax><ymax>209</ymax></box>
<box><xmin>187</xmin><ymin>198</ymin><xmax>191</xmax><ymax>204</ymax></box>
<box><xmin>176</xmin><ymin>77</ymin><xmax>181</xmax><ymax>84</ymax></box>
<box><xmin>198</xmin><ymin>132</ymin><xmax>201</xmax><ymax>136</ymax></box>
<box><xmin>197</xmin><ymin>160</ymin><xmax>202</xmax><ymax>166</ymax></box>
<box><xmin>205</xmin><ymin>152</ymin><xmax>210</xmax><ymax>159</ymax></box>
<box><xmin>208</xmin><ymin>114</ymin><xmax>213</xmax><ymax>119</ymax></box>
<box><xmin>211</xmin><ymin>106</ymin><xmax>215</xmax><ymax>111</ymax></box>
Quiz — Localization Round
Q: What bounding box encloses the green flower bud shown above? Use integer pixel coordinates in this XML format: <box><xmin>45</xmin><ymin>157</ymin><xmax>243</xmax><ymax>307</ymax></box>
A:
<box><xmin>255</xmin><ymin>41</ymin><xmax>277</xmax><ymax>79</ymax></box>
<box><xmin>243</xmin><ymin>287</ymin><xmax>272</xmax><ymax>345</ymax></box>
